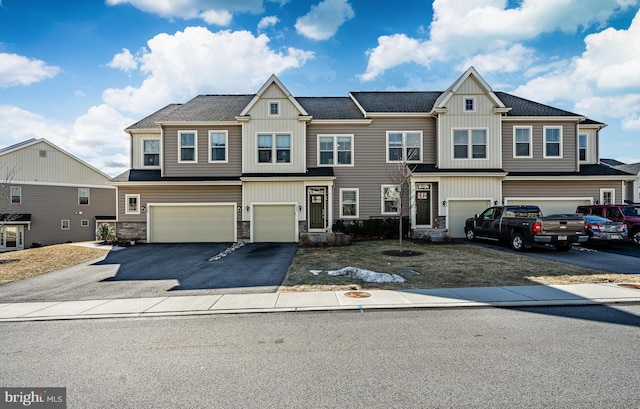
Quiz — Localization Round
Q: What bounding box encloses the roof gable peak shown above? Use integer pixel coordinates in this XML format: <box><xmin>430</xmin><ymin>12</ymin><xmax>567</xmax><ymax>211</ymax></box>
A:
<box><xmin>435</xmin><ymin>66</ymin><xmax>507</xmax><ymax>111</ymax></box>
<box><xmin>239</xmin><ymin>74</ymin><xmax>308</xmax><ymax>116</ymax></box>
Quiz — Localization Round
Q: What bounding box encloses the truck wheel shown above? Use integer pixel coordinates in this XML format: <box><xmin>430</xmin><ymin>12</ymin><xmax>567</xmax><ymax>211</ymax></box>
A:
<box><xmin>465</xmin><ymin>228</ymin><xmax>476</xmax><ymax>241</ymax></box>
<box><xmin>632</xmin><ymin>229</ymin><xmax>640</xmax><ymax>246</ymax></box>
<box><xmin>554</xmin><ymin>244</ymin><xmax>572</xmax><ymax>252</ymax></box>
<box><xmin>510</xmin><ymin>232</ymin><xmax>527</xmax><ymax>252</ymax></box>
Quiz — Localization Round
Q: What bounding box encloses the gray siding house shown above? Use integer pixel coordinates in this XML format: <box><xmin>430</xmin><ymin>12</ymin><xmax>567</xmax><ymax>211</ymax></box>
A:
<box><xmin>0</xmin><ymin>138</ymin><xmax>116</xmax><ymax>250</ymax></box>
<box><xmin>110</xmin><ymin>67</ymin><xmax>636</xmax><ymax>242</ymax></box>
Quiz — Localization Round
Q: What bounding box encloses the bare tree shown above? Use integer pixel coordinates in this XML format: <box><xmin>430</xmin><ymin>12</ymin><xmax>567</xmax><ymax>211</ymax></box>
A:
<box><xmin>0</xmin><ymin>164</ymin><xmax>21</xmax><ymax>227</ymax></box>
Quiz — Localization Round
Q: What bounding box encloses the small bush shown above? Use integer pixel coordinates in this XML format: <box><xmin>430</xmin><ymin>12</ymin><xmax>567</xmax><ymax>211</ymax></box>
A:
<box><xmin>30</xmin><ymin>242</ymin><xmax>42</xmax><ymax>248</ymax></box>
<box><xmin>96</xmin><ymin>223</ymin><xmax>115</xmax><ymax>242</ymax></box>
<box><xmin>333</xmin><ymin>217</ymin><xmax>410</xmax><ymax>240</ymax></box>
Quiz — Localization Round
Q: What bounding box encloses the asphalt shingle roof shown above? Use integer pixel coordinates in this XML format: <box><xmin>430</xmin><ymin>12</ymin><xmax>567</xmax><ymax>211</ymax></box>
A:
<box><xmin>349</xmin><ymin>91</ymin><xmax>442</xmax><ymax>113</ymax></box>
<box><xmin>125</xmin><ymin>104</ymin><xmax>182</xmax><ymax>130</ymax></box>
<box><xmin>508</xmin><ymin>164</ymin><xmax>636</xmax><ymax>177</ymax></box>
<box><xmin>297</xmin><ymin>97</ymin><xmax>364</xmax><ymax>119</ymax></box>
<box><xmin>494</xmin><ymin>92</ymin><xmax>581</xmax><ymax>117</ymax></box>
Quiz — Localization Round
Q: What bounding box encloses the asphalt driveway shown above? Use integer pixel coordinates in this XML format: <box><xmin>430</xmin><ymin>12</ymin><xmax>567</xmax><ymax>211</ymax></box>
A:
<box><xmin>0</xmin><ymin>243</ymin><xmax>298</xmax><ymax>302</ymax></box>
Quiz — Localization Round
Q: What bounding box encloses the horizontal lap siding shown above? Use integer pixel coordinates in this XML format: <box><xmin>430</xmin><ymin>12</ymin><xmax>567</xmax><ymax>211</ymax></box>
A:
<box><xmin>117</xmin><ymin>185</ymin><xmax>242</xmax><ymax>222</ymax></box>
<box><xmin>163</xmin><ymin>125</ymin><xmax>242</xmax><ymax>177</ymax></box>
<box><xmin>502</xmin><ymin>180</ymin><xmax>620</xmax><ymax>200</ymax></box>
<box><xmin>307</xmin><ymin>118</ymin><xmax>436</xmax><ymax>220</ymax></box>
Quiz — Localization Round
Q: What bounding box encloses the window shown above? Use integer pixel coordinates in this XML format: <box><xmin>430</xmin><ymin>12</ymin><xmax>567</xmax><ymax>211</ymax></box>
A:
<box><xmin>579</xmin><ymin>134</ymin><xmax>587</xmax><ymax>161</ymax></box>
<box><xmin>78</xmin><ymin>188</ymin><xmax>89</xmax><ymax>205</ymax></box>
<box><xmin>464</xmin><ymin>97</ymin><xmax>475</xmax><ymax>112</ymax></box>
<box><xmin>143</xmin><ymin>139</ymin><xmax>160</xmax><ymax>166</ymax></box>
<box><xmin>340</xmin><ymin>189</ymin><xmax>359</xmax><ymax>218</ymax></box>
<box><xmin>544</xmin><ymin>126</ymin><xmax>562</xmax><ymax>158</ymax></box>
<box><xmin>513</xmin><ymin>127</ymin><xmax>532</xmax><ymax>158</ymax></box>
<box><xmin>386</xmin><ymin>131</ymin><xmax>422</xmax><ymax>162</ymax></box>
<box><xmin>81</xmin><ymin>220</ymin><xmax>89</xmax><ymax>227</ymax></box>
<box><xmin>600</xmin><ymin>189</ymin><xmax>614</xmax><ymax>205</ymax></box>
<box><xmin>268</xmin><ymin>101</ymin><xmax>279</xmax><ymax>116</ymax></box>
<box><xmin>209</xmin><ymin>131</ymin><xmax>227</xmax><ymax>162</ymax></box>
<box><xmin>178</xmin><ymin>131</ymin><xmax>197</xmax><ymax>162</ymax></box>
<box><xmin>10</xmin><ymin>186</ymin><xmax>21</xmax><ymax>204</ymax></box>
<box><xmin>318</xmin><ymin>135</ymin><xmax>353</xmax><ymax>166</ymax></box>
<box><xmin>382</xmin><ymin>185</ymin><xmax>400</xmax><ymax>214</ymax></box>
<box><xmin>125</xmin><ymin>194</ymin><xmax>140</xmax><ymax>214</ymax></box>
<box><xmin>61</xmin><ymin>220</ymin><xmax>70</xmax><ymax>230</ymax></box>
<box><xmin>257</xmin><ymin>133</ymin><xmax>291</xmax><ymax>164</ymax></box>
<box><xmin>453</xmin><ymin>129</ymin><xmax>487</xmax><ymax>159</ymax></box>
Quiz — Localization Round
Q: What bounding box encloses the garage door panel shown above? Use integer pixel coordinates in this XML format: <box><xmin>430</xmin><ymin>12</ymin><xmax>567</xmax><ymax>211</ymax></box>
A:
<box><xmin>253</xmin><ymin>205</ymin><xmax>296</xmax><ymax>242</ymax></box>
<box><xmin>448</xmin><ymin>200</ymin><xmax>492</xmax><ymax>238</ymax></box>
<box><xmin>506</xmin><ymin>199</ymin><xmax>591</xmax><ymax>217</ymax></box>
<box><xmin>150</xmin><ymin>205</ymin><xmax>235</xmax><ymax>243</ymax></box>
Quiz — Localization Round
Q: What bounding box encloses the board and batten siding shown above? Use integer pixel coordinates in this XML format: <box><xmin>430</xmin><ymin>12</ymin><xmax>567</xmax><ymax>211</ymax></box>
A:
<box><xmin>242</xmin><ymin>83</ymin><xmax>307</xmax><ymax>174</ymax></box>
<box><xmin>501</xmin><ymin>121</ymin><xmax>578</xmax><ymax>172</ymax></box>
<box><xmin>438</xmin><ymin>176</ymin><xmax>502</xmax><ymax>216</ymax></box>
<box><xmin>307</xmin><ymin>118</ymin><xmax>436</xmax><ymax>220</ymax></box>
<box><xmin>131</xmin><ymin>132</ymin><xmax>161</xmax><ymax>169</ymax></box>
<box><xmin>7</xmin><ymin>184</ymin><xmax>116</xmax><ymax>247</ymax></box>
<box><xmin>117</xmin><ymin>185</ymin><xmax>242</xmax><ymax>223</ymax></box>
<box><xmin>3</xmin><ymin>141</ymin><xmax>111</xmax><ymax>186</ymax></box>
<box><xmin>577</xmin><ymin>127</ymin><xmax>598</xmax><ymax>164</ymax></box>
<box><xmin>437</xmin><ymin>78</ymin><xmax>503</xmax><ymax>169</ymax></box>
<box><xmin>162</xmin><ymin>125</ymin><xmax>242</xmax><ymax>177</ymax></box>
<box><xmin>502</xmin><ymin>180</ymin><xmax>620</xmax><ymax>202</ymax></box>
<box><xmin>242</xmin><ymin>181</ymin><xmax>306</xmax><ymax>221</ymax></box>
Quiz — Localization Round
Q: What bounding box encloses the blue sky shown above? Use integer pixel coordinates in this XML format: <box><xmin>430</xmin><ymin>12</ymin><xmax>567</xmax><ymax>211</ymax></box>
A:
<box><xmin>1</xmin><ymin>0</ymin><xmax>639</xmax><ymax>176</ymax></box>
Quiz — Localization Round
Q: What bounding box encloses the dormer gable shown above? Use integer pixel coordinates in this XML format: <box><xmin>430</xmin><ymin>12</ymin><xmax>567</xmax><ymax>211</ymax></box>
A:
<box><xmin>433</xmin><ymin>66</ymin><xmax>510</xmax><ymax>115</ymax></box>
<box><xmin>239</xmin><ymin>74</ymin><xmax>309</xmax><ymax>119</ymax></box>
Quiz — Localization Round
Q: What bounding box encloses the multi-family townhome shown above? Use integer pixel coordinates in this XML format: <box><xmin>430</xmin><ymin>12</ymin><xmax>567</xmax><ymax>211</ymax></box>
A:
<box><xmin>0</xmin><ymin>138</ymin><xmax>116</xmax><ymax>250</ymax></box>
<box><xmin>110</xmin><ymin>67</ymin><xmax>636</xmax><ymax>243</ymax></box>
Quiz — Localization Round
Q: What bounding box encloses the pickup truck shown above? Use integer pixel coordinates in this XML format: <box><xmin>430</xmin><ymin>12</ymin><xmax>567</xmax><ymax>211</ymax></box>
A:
<box><xmin>464</xmin><ymin>205</ymin><xmax>588</xmax><ymax>251</ymax></box>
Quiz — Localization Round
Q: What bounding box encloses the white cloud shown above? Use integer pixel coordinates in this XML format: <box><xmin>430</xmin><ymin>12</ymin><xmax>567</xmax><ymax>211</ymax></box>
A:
<box><xmin>0</xmin><ymin>53</ymin><xmax>60</xmax><ymax>87</ymax></box>
<box><xmin>359</xmin><ymin>0</ymin><xmax>639</xmax><ymax>81</ymax></box>
<box><xmin>258</xmin><ymin>15</ymin><xmax>279</xmax><ymax>31</ymax></box>
<box><xmin>107</xmin><ymin>48</ymin><xmax>138</xmax><ymax>72</ymax></box>
<box><xmin>456</xmin><ymin>44</ymin><xmax>535</xmax><ymax>74</ymax></box>
<box><xmin>295</xmin><ymin>0</ymin><xmax>354</xmax><ymax>40</ymax></box>
<box><xmin>103</xmin><ymin>27</ymin><xmax>313</xmax><ymax>115</ymax></box>
<box><xmin>105</xmin><ymin>0</ymin><xmax>262</xmax><ymax>25</ymax></box>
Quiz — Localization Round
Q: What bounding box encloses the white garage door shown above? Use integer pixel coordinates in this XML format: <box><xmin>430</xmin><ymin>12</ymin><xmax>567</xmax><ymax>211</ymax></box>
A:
<box><xmin>505</xmin><ymin>199</ymin><xmax>591</xmax><ymax>217</ymax></box>
<box><xmin>448</xmin><ymin>200</ymin><xmax>492</xmax><ymax>238</ymax></box>
<box><xmin>253</xmin><ymin>204</ymin><xmax>297</xmax><ymax>242</ymax></box>
<box><xmin>150</xmin><ymin>204</ymin><xmax>235</xmax><ymax>243</ymax></box>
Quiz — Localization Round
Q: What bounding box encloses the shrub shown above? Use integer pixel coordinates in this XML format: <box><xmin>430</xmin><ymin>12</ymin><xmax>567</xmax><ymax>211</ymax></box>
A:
<box><xmin>96</xmin><ymin>223</ymin><xmax>115</xmax><ymax>242</ymax></box>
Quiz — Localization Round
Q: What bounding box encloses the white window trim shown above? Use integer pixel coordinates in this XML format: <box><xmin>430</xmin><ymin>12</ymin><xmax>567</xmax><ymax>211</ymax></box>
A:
<box><xmin>513</xmin><ymin>126</ymin><xmax>533</xmax><ymax>158</ymax></box>
<box><xmin>256</xmin><ymin>133</ymin><xmax>293</xmax><ymax>165</ymax></box>
<box><xmin>141</xmin><ymin>138</ymin><xmax>161</xmax><ymax>168</ymax></box>
<box><xmin>61</xmin><ymin>220</ymin><xmax>70</xmax><ymax>230</ymax></box>
<box><xmin>381</xmin><ymin>184</ymin><xmax>400</xmax><ymax>215</ymax></box>
<box><xmin>81</xmin><ymin>219</ymin><xmax>90</xmax><ymax>227</ymax></box>
<box><xmin>339</xmin><ymin>188</ymin><xmax>359</xmax><ymax>218</ymax></box>
<box><xmin>208</xmin><ymin>130</ymin><xmax>228</xmax><ymax>163</ymax></box>
<box><xmin>125</xmin><ymin>194</ymin><xmax>141</xmax><ymax>215</ymax></box>
<box><xmin>10</xmin><ymin>186</ymin><xmax>21</xmax><ymax>204</ymax></box>
<box><xmin>268</xmin><ymin>101</ymin><xmax>280</xmax><ymax>117</ymax></box>
<box><xmin>600</xmin><ymin>188</ymin><xmax>615</xmax><ymax>205</ymax></box>
<box><xmin>178</xmin><ymin>130</ymin><xmax>198</xmax><ymax>163</ymax></box>
<box><xmin>452</xmin><ymin>128</ymin><xmax>489</xmax><ymax>160</ymax></box>
<box><xmin>578</xmin><ymin>133</ymin><xmax>588</xmax><ymax>162</ymax></box>
<box><xmin>317</xmin><ymin>135</ymin><xmax>355</xmax><ymax>167</ymax></box>
<box><xmin>543</xmin><ymin>126</ymin><xmax>563</xmax><ymax>159</ymax></box>
<box><xmin>463</xmin><ymin>96</ymin><xmax>476</xmax><ymax>112</ymax></box>
<box><xmin>78</xmin><ymin>188</ymin><xmax>90</xmax><ymax>205</ymax></box>
<box><xmin>385</xmin><ymin>131</ymin><xmax>423</xmax><ymax>163</ymax></box>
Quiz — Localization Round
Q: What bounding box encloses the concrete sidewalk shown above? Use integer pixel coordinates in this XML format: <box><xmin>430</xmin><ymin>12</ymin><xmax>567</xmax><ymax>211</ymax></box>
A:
<box><xmin>1</xmin><ymin>283</ymin><xmax>640</xmax><ymax>322</ymax></box>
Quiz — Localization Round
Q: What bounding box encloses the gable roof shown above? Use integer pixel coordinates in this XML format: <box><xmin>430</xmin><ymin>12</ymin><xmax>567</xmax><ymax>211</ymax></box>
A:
<box><xmin>125</xmin><ymin>104</ymin><xmax>182</xmax><ymax>131</ymax></box>
<box><xmin>494</xmin><ymin>92</ymin><xmax>583</xmax><ymax>118</ymax></box>
<box><xmin>297</xmin><ymin>97</ymin><xmax>365</xmax><ymax>119</ymax></box>
<box><xmin>239</xmin><ymin>74</ymin><xmax>308</xmax><ymax>117</ymax></box>
<box><xmin>434</xmin><ymin>66</ymin><xmax>507</xmax><ymax>111</ymax></box>
<box><xmin>0</xmin><ymin>138</ymin><xmax>38</xmax><ymax>155</ymax></box>
<box><xmin>349</xmin><ymin>92</ymin><xmax>442</xmax><ymax>114</ymax></box>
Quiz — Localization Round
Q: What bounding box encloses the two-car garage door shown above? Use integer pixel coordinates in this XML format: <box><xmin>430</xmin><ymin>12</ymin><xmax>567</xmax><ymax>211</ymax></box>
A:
<box><xmin>149</xmin><ymin>204</ymin><xmax>236</xmax><ymax>243</ymax></box>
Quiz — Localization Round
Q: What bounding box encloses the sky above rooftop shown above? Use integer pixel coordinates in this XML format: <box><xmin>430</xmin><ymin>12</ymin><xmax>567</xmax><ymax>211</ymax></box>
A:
<box><xmin>1</xmin><ymin>0</ymin><xmax>639</xmax><ymax>176</ymax></box>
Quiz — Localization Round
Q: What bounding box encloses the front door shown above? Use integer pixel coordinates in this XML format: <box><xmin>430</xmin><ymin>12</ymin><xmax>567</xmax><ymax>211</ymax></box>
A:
<box><xmin>308</xmin><ymin>187</ymin><xmax>326</xmax><ymax>230</ymax></box>
<box><xmin>416</xmin><ymin>184</ymin><xmax>431</xmax><ymax>226</ymax></box>
<box><xmin>1</xmin><ymin>226</ymin><xmax>23</xmax><ymax>250</ymax></box>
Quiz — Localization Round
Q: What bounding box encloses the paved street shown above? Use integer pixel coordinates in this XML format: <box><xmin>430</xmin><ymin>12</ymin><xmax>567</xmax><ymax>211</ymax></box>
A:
<box><xmin>1</xmin><ymin>306</ymin><xmax>639</xmax><ymax>408</ymax></box>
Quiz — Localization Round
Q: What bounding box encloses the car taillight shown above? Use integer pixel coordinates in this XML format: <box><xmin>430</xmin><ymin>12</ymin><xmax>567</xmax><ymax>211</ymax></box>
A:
<box><xmin>532</xmin><ymin>221</ymin><xmax>542</xmax><ymax>233</ymax></box>
<box><xmin>587</xmin><ymin>223</ymin><xmax>603</xmax><ymax>230</ymax></box>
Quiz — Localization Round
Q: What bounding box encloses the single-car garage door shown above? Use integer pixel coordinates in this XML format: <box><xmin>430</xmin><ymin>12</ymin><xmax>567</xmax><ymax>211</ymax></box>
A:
<box><xmin>149</xmin><ymin>204</ymin><xmax>236</xmax><ymax>243</ymax></box>
<box><xmin>505</xmin><ymin>199</ymin><xmax>591</xmax><ymax>217</ymax></box>
<box><xmin>448</xmin><ymin>200</ymin><xmax>492</xmax><ymax>238</ymax></box>
<box><xmin>252</xmin><ymin>204</ymin><xmax>297</xmax><ymax>242</ymax></box>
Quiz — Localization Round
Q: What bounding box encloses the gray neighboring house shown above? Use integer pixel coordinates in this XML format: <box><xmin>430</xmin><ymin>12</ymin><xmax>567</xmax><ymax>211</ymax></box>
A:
<box><xmin>604</xmin><ymin>160</ymin><xmax>640</xmax><ymax>203</ymax></box>
<box><xmin>110</xmin><ymin>67</ymin><xmax>637</xmax><ymax>242</ymax></box>
<box><xmin>0</xmin><ymin>138</ymin><xmax>116</xmax><ymax>250</ymax></box>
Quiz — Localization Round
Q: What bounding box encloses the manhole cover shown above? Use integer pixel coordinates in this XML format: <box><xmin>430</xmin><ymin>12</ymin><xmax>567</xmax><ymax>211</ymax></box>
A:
<box><xmin>618</xmin><ymin>284</ymin><xmax>640</xmax><ymax>290</ymax></box>
<box><xmin>344</xmin><ymin>291</ymin><xmax>371</xmax><ymax>298</ymax></box>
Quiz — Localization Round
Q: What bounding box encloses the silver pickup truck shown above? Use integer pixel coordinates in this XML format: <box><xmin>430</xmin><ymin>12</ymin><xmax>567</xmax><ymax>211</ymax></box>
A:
<box><xmin>464</xmin><ymin>205</ymin><xmax>588</xmax><ymax>251</ymax></box>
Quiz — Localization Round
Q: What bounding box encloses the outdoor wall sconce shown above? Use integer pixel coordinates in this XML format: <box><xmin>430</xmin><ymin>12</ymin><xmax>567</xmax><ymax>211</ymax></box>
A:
<box><xmin>298</xmin><ymin>205</ymin><xmax>302</xmax><ymax>211</ymax></box>
<box><xmin>237</xmin><ymin>206</ymin><xmax>241</xmax><ymax>212</ymax></box>
<box><xmin>246</xmin><ymin>205</ymin><xmax>250</xmax><ymax>211</ymax></box>
<box><xmin>494</xmin><ymin>200</ymin><xmax>498</xmax><ymax>205</ymax></box>
<box><xmin>442</xmin><ymin>200</ymin><xmax>447</xmax><ymax>206</ymax></box>
<box><xmin>141</xmin><ymin>206</ymin><xmax>146</xmax><ymax>212</ymax></box>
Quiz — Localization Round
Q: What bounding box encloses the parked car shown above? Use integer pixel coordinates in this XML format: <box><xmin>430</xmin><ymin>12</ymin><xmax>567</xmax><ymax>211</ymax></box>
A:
<box><xmin>582</xmin><ymin>215</ymin><xmax>628</xmax><ymax>245</ymax></box>
<box><xmin>464</xmin><ymin>205</ymin><xmax>588</xmax><ymax>251</ymax></box>
<box><xmin>576</xmin><ymin>204</ymin><xmax>640</xmax><ymax>245</ymax></box>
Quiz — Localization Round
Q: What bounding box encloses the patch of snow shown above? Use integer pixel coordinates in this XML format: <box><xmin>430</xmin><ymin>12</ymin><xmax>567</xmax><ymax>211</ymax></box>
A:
<box><xmin>327</xmin><ymin>266</ymin><xmax>406</xmax><ymax>283</ymax></box>
<box><xmin>208</xmin><ymin>241</ymin><xmax>246</xmax><ymax>261</ymax></box>
<box><xmin>309</xmin><ymin>270</ymin><xmax>322</xmax><ymax>275</ymax></box>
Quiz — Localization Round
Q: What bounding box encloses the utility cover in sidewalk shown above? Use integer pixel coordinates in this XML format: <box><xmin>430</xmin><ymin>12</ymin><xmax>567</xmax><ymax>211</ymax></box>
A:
<box><xmin>344</xmin><ymin>291</ymin><xmax>371</xmax><ymax>298</ymax></box>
